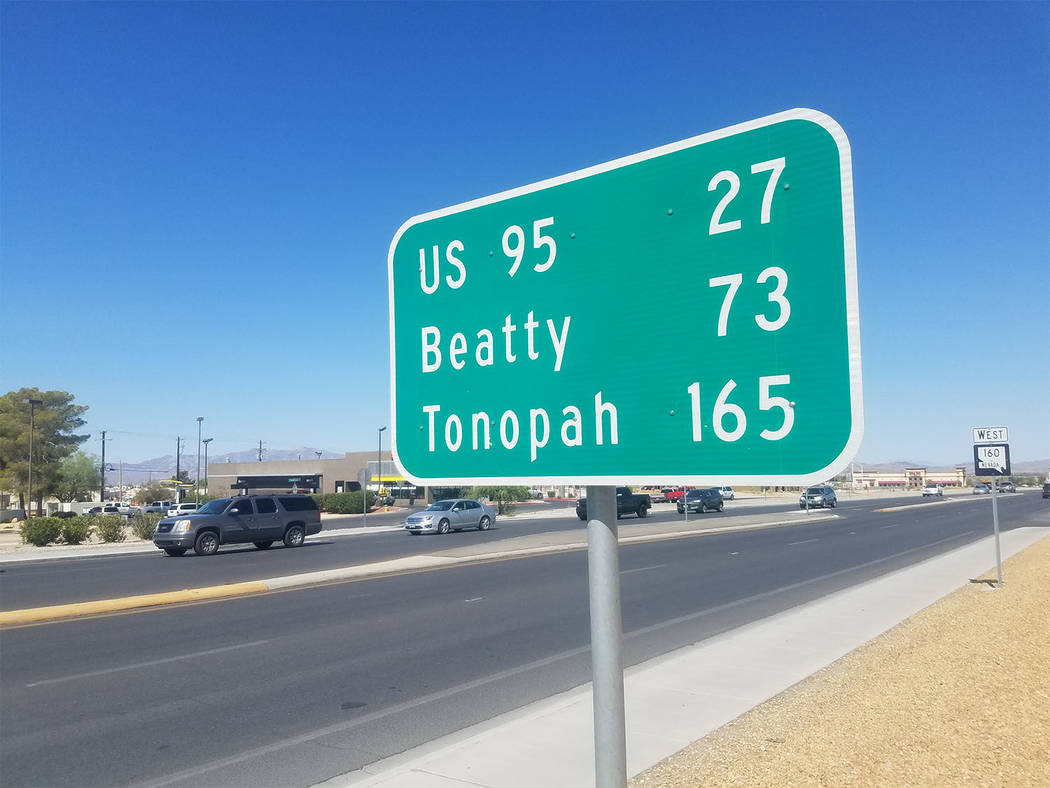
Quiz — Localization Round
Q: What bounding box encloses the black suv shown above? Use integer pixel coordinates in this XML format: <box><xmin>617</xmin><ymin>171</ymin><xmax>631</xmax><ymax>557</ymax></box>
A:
<box><xmin>153</xmin><ymin>494</ymin><xmax>322</xmax><ymax>556</ymax></box>
<box><xmin>677</xmin><ymin>488</ymin><xmax>724</xmax><ymax>514</ymax></box>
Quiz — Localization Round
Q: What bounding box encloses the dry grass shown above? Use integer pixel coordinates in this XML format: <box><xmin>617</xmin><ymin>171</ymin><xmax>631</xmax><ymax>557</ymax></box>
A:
<box><xmin>632</xmin><ymin>533</ymin><xmax>1050</xmax><ymax>787</ymax></box>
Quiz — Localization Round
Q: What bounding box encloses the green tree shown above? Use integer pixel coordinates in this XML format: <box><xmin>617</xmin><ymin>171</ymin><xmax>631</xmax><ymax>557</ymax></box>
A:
<box><xmin>134</xmin><ymin>481</ymin><xmax>174</xmax><ymax>505</ymax></box>
<box><xmin>53</xmin><ymin>451</ymin><xmax>100</xmax><ymax>502</ymax></box>
<box><xmin>467</xmin><ymin>485</ymin><xmax>531</xmax><ymax>515</ymax></box>
<box><xmin>0</xmin><ymin>388</ymin><xmax>88</xmax><ymax>510</ymax></box>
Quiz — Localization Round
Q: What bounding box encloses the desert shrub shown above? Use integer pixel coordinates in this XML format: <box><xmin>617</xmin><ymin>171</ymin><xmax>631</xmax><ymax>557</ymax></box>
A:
<box><xmin>94</xmin><ymin>514</ymin><xmax>127</xmax><ymax>542</ymax></box>
<box><xmin>20</xmin><ymin>517</ymin><xmax>64</xmax><ymax>546</ymax></box>
<box><xmin>129</xmin><ymin>512</ymin><xmax>163</xmax><ymax>540</ymax></box>
<box><xmin>60</xmin><ymin>516</ymin><xmax>94</xmax><ymax>545</ymax></box>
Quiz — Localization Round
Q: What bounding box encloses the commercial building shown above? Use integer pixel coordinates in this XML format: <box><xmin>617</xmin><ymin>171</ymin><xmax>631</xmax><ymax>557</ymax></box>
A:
<box><xmin>852</xmin><ymin>467</ymin><xmax>967</xmax><ymax>489</ymax></box>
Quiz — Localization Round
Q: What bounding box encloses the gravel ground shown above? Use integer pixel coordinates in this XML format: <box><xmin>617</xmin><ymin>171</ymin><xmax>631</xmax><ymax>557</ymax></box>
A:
<box><xmin>632</xmin><ymin>531</ymin><xmax>1050</xmax><ymax>787</ymax></box>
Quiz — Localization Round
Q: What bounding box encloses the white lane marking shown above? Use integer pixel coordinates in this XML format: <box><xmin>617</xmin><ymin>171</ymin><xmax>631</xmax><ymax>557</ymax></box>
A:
<box><xmin>729</xmin><ymin>551</ymin><xmax>740</xmax><ymax>556</ymax></box>
<box><xmin>464</xmin><ymin>597</ymin><xmax>484</xmax><ymax>603</ymax></box>
<box><xmin>788</xmin><ymin>538</ymin><xmax>819</xmax><ymax>546</ymax></box>
<box><xmin>132</xmin><ymin>528</ymin><xmax>981</xmax><ymax>788</ymax></box>
<box><xmin>621</xmin><ymin>564</ymin><xmax>668</xmax><ymax>576</ymax></box>
<box><xmin>880</xmin><ymin>523</ymin><xmax>904</xmax><ymax>529</ymax></box>
<box><xmin>26</xmin><ymin>639</ymin><xmax>271</xmax><ymax>688</ymax></box>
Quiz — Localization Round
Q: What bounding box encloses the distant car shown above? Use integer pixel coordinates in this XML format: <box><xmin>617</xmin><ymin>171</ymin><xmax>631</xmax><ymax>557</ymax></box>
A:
<box><xmin>1043</xmin><ymin>483</ymin><xmax>1050</xmax><ymax>499</ymax></box>
<box><xmin>922</xmin><ymin>484</ymin><xmax>943</xmax><ymax>497</ymax></box>
<box><xmin>167</xmin><ymin>502</ymin><xmax>199</xmax><ymax>517</ymax></box>
<box><xmin>142</xmin><ymin>500</ymin><xmax>176</xmax><ymax>515</ymax></box>
<box><xmin>717</xmin><ymin>486</ymin><xmax>735</xmax><ymax>501</ymax></box>
<box><xmin>677</xmin><ymin>488</ymin><xmax>724</xmax><ymax>513</ymax></box>
<box><xmin>643</xmin><ymin>487</ymin><xmax>667</xmax><ymax>503</ymax></box>
<box><xmin>527</xmin><ymin>488</ymin><xmax>546</xmax><ymax>499</ymax></box>
<box><xmin>405</xmin><ymin>499</ymin><xmax>495</xmax><ymax>535</ymax></box>
<box><xmin>374</xmin><ymin>494</ymin><xmax>395</xmax><ymax>507</ymax></box>
<box><xmin>86</xmin><ymin>506</ymin><xmax>103</xmax><ymax>516</ymax></box>
<box><xmin>973</xmin><ymin>483</ymin><xmax>991</xmax><ymax>495</ymax></box>
<box><xmin>101</xmin><ymin>504</ymin><xmax>134</xmax><ymax>517</ymax></box>
<box><xmin>153</xmin><ymin>494</ymin><xmax>322</xmax><ymax>556</ymax></box>
<box><xmin>800</xmin><ymin>485</ymin><xmax>837</xmax><ymax>509</ymax></box>
<box><xmin>998</xmin><ymin>481</ymin><xmax>1016</xmax><ymax>493</ymax></box>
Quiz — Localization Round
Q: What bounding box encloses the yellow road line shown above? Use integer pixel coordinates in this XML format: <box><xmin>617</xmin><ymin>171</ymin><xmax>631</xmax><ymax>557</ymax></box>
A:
<box><xmin>0</xmin><ymin>581</ymin><xmax>269</xmax><ymax>627</ymax></box>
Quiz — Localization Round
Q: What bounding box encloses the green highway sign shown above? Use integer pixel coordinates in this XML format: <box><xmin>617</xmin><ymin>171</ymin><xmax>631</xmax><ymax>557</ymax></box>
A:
<box><xmin>388</xmin><ymin>108</ymin><xmax>862</xmax><ymax>485</ymax></box>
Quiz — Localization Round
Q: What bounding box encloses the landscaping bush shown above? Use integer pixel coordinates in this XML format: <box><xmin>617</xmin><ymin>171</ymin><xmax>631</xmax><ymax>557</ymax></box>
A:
<box><xmin>54</xmin><ymin>510</ymin><xmax>77</xmax><ymax>519</ymax></box>
<box><xmin>20</xmin><ymin>517</ymin><xmax>64</xmax><ymax>546</ymax></box>
<box><xmin>129</xmin><ymin>512</ymin><xmax>163</xmax><ymax>540</ymax></box>
<box><xmin>60</xmin><ymin>515</ymin><xmax>94</xmax><ymax>545</ymax></box>
<box><xmin>319</xmin><ymin>491</ymin><xmax>375</xmax><ymax>514</ymax></box>
<box><xmin>94</xmin><ymin>514</ymin><xmax>127</xmax><ymax>542</ymax></box>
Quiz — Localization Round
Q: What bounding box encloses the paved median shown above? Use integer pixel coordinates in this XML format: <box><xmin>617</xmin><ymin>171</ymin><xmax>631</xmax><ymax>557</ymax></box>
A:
<box><xmin>0</xmin><ymin>511</ymin><xmax>837</xmax><ymax>627</ymax></box>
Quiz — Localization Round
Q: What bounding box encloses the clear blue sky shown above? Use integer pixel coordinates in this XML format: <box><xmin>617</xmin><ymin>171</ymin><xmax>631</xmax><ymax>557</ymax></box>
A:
<box><xmin>2</xmin><ymin>1</ymin><xmax>1047</xmax><ymax>467</ymax></box>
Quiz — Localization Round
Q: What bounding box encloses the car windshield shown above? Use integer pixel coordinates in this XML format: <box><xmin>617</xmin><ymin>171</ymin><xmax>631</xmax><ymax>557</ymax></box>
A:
<box><xmin>806</xmin><ymin>487</ymin><xmax>824</xmax><ymax>494</ymax></box>
<box><xmin>686</xmin><ymin>490</ymin><xmax>702</xmax><ymax>499</ymax></box>
<box><xmin>196</xmin><ymin>499</ymin><xmax>230</xmax><ymax>514</ymax></box>
<box><xmin>426</xmin><ymin>501</ymin><xmax>455</xmax><ymax>511</ymax></box>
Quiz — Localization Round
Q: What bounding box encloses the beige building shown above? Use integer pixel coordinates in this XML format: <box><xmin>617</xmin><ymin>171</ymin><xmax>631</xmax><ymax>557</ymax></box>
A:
<box><xmin>853</xmin><ymin>467</ymin><xmax>967</xmax><ymax>489</ymax></box>
<box><xmin>205</xmin><ymin>451</ymin><xmax>419</xmax><ymax>497</ymax></box>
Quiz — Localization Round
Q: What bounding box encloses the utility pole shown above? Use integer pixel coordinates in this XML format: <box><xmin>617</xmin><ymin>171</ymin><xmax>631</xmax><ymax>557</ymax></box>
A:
<box><xmin>258</xmin><ymin>440</ymin><xmax>264</xmax><ymax>462</ymax></box>
<box><xmin>202</xmin><ymin>438</ymin><xmax>213</xmax><ymax>497</ymax></box>
<box><xmin>175</xmin><ymin>437</ymin><xmax>182</xmax><ymax>503</ymax></box>
<box><xmin>100</xmin><ymin>429</ymin><xmax>107</xmax><ymax>502</ymax></box>
<box><xmin>196</xmin><ymin>417</ymin><xmax>204</xmax><ymax>505</ymax></box>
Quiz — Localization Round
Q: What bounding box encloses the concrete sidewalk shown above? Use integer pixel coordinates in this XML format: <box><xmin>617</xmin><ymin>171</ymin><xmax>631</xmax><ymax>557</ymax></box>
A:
<box><xmin>316</xmin><ymin>526</ymin><xmax>1049</xmax><ymax>788</ymax></box>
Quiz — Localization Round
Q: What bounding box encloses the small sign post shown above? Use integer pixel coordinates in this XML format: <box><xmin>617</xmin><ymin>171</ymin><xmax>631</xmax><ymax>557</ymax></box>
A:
<box><xmin>973</xmin><ymin>434</ymin><xmax>1010</xmax><ymax>588</ymax></box>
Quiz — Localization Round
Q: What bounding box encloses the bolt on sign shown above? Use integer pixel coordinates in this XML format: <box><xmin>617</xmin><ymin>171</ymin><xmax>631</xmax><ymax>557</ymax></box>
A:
<box><xmin>388</xmin><ymin>108</ymin><xmax>862</xmax><ymax>485</ymax></box>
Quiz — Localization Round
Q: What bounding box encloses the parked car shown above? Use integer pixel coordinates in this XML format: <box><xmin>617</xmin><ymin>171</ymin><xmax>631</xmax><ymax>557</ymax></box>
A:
<box><xmin>717</xmin><ymin>486</ymin><xmax>735</xmax><ymax>501</ymax></box>
<box><xmin>86</xmin><ymin>506</ymin><xmax>103</xmax><ymax>516</ymax></box>
<box><xmin>167</xmin><ymin>502</ymin><xmax>199</xmax><ymax>517</ymax></box>
<box><xmin>922</xmin><ymin>484</ymin><xmax>943</xmax><ymax>497</ymax></box>
<box><xmin>527</xmin><ymin>488</ymin><xmax>546</xmax><ymax>499</ymax></box>
<box><xmin>642</xmin><ymin>487</ymin><xmax>668</xmax><ymax>503</ymax></box>
<box><xmin>576</xmin><ymin>487</ymin><xmax>652</xmax><ymax>520</ymax></box>
<box><xmin>665</xmin><ymin>487</ymin><xmax>688</xmax><ymax>504</ymax></box>
<box><xmin>101</xmin><ymin>503</ymin><xmax>133</xmax><ymax>517</ymax></box>
<box><xmin>142</xmin><ymin>500</ymin><xmax>176</xmax><ymax>514</ymax></box>
<box><xmin>1043</xmin><ymin>483</ymin><xmax>1050</xmax><ymax>499</ymax></box>
<box><xmin>800</xmin><ymin>485</ymin><xmax>837</xmax><ymax>509</ymax></box>
<box><xmin>153</xmin><ymin>494</ymin><xmax>322</xmax><ymax>556</ymax></box>
<box><xmin>404</xmin><ymin>499</ymin><xmax>495</xmax><ymax>535</ymax></box>
<box><xmin>374</xmin><ymin>494</ymin><xmax>395</xmax><ymax>507</ymax></box>
<box><xmin>677</xmin><ymin>488</ymin><xmax>724</xmax><ymax>513</ymax></box>
<box><xmin>973</xmin><ymin>483</ymin><xmax>991</xmax><ymax>495</ymax></box>
<box><xmin>998</xmin><ymin>481</ymin><xmax>1016</xmax><ymax>493</ymax></box>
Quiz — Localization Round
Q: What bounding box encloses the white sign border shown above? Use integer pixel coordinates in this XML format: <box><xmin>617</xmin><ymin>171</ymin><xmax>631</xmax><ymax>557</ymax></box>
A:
<box><xmin>388</xmin><ymin>108</ymin><xmax>864</xmax><ymax>487</ymax></box>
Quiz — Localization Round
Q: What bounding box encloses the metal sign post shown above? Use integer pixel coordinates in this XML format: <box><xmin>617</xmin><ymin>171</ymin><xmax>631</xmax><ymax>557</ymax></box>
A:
<box><xmin>388</xmin><ymin>109</ymin><xmax>862</xmax><ymax>787</ymax></box>
<box><xmin>586</xmin><ymin>485</ymin><xmax>626</xmax><ymax>787</ymax></box>
<box><xmin>972</xmin><ymin>431</ymin><xmax>1010</xmax><ymax>588</ymax></box>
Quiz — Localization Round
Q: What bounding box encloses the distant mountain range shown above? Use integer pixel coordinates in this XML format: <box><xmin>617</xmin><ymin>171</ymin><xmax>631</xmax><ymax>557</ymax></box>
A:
<box><xmin>111</xmin><ymin>448</ymin><xmax>344</xmax><ymax>485</ymax></box>
<box><xmin>853</xmin><ymin>459</ymin><xmax>1049</xmax><ymax>474</ymax></box>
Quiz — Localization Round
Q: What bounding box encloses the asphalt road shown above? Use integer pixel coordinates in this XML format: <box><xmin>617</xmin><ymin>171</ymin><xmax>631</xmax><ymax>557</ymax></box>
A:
<box><xmin>2</xmin><ymin>493</ymin><xmax>960</xmax><ymax>610</ymax></box>
<box><xmin>1</xmin><ymin>492</ymin><xmax>1046</xmax><ymax>787</ymax></box>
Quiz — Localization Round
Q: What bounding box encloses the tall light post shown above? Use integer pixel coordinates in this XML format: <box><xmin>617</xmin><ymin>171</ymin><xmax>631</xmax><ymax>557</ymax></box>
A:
<box><xmin>378</xmin><ymin>426</ymin><xmax>387</xmax><ymax>504</ymax></box>
<box><xmin>195</xmin><ymin>417</ymin><xmax>204</xmax><ymax>505</ymax></box>
<box><xmin>27</xmin><ymin>398</ymin><xmax>42</xmax><ymax>517</ymax></box>
<box><xmin>202</xmin><ymin>438</ymin><xmax>213</xmax><ymax>498</ymax></box>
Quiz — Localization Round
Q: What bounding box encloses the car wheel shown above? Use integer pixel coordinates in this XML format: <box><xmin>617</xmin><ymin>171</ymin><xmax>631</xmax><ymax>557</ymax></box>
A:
<box><xmin>254</xmin><ymin>541</ymin><xmax>273</xmax><ymax>549</ymax></box>
<box><xmin>193</xmin><ymin>531</ymin><xmax>218</xmax><ymax>556</ymax></box>
<box><xmin>577</xmin><ymin>513</ymin><xmax>586</xmax><ymax>521</ymax></box>
<box><xmin>478</xmin><ymin>516</ymin><xmax>491</xmax><ymax>531</ymax></box>
<box><xmin>637</xmin><ymin>505</ymin><xmax>648</xmax><ymax>518</ymax></box>
<box><xmin>283</xmin><ymin>525</ymin><xmax>305</xmax><ymax>548</ymax></box>
<box><xmin>830</xmin><ymin>499</ymin><xmax>837</xmax><ymax>508</ymax></box>
<box><xmin>437</xmin><ymin>519</ymin><xmax>451</xmax><ymax>534</ymax></box>
<box><xmin>800</xmin><ymin>504</ymin><xmax>806</xmax><ymax>510</ymax></box>
<box><xmin>163</xmin><ymin>547</ymin><xmax>186</xmax><ymax>557</ymax></box>
<box><xmin>717</xmin><ymin>502</ymin><xmax>724</xmax><ymax>512</ymax></box>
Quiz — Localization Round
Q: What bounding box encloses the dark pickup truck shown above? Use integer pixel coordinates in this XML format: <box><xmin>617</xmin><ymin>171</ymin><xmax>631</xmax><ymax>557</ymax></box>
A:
<box><xmin>576</xmin><ymin>487</ymin><xmax>652</xmax><ymax>520</ymax></box>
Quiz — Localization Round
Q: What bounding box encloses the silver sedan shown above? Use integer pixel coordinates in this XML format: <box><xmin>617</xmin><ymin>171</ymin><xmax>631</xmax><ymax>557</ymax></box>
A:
<box><xmin>405</xmin><ymin>499</ymin><xmax>496</xmax><ymax>535</ymax></box>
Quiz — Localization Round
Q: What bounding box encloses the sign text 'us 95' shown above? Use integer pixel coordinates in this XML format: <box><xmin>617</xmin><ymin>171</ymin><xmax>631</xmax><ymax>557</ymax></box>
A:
<box><xmin>387</xmin><ymin>109</ymin><xmax>863</xmax><ymax>486</ymax></box>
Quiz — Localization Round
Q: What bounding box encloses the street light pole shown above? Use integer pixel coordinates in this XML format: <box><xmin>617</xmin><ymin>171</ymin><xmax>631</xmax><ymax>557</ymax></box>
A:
<box><xmin>27</xmin><ymin>398</ymin><xmax>42</xmax><ymax>517</ymax></box>
<box><xmin>175</xmin><ymin>437</ymin><xmax>182</xmax><ymax>503</ymax></box>
<box><xmin>202</xmin><ymin>438</ymin><xmax>213</xmax><ymax>498</ymax></box>
<box><xmin>196</xmin><ymin>417</ymin><xmax>204</xmax><ymax>505</ymax></box>
<box><xmin>378</xmin><ymin>426</ymin><xmax>387</xmax><ymax>504</ymax></box>
<box><xmin>100</xmin><ymin>430</ymin><xmax>107</xmax><ymax>502</ymax></box>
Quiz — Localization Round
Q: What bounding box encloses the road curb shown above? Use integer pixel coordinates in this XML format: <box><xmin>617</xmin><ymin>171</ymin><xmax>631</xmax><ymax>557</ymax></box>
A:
<box><xmin>0</xmin><ymin>513</ymin><xmax>840</xmax><ymax>627</ymax></box>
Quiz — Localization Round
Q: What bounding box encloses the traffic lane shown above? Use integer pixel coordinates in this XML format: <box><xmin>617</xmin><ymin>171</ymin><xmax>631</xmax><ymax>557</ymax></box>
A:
<box><xmin>0</xmin><ymin>491</ymin><xmax>1035</xmax><ymax>610</ymax></box>
<box><xmin>3</xmin><ymin>496</ymin><xmax>1045</xmax><ymax>786</ymax></box>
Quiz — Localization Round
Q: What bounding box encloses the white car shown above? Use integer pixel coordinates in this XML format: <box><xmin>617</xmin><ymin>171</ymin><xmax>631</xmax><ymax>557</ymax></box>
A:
<box><xmin>167</xmin><ymin>502</ymin><xmax>199</xmax><ymax>517</ymax></box>
<box><xmin>922</xmin><ymin>484</ymin><xmax>943</xmax><ymax>497</ymax></box>
<box><xmin>717</xmin><ymin>486</ymin><xmax>735</xmax><ymax>500</ymax></box>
